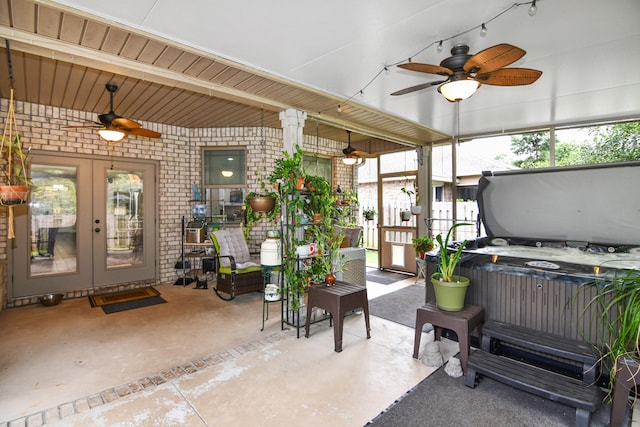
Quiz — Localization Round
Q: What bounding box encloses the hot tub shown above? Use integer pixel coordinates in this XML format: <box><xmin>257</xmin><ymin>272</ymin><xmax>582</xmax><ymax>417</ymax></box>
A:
<box><xmin>425</xmin><ymin>161</ymin><xmax>640</xmax><ymax>348</ymax></box>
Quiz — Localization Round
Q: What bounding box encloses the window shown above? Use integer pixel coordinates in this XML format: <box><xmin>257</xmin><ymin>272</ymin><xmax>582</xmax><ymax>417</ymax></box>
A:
<box><xmin>203</xmin><ymin>148</ymin><xmax>246</xmax><ymax>225</ymax></box>
<box><xmin>304</xmin><ymin>154</ymin><xmax>332</xmax><ymax>186</ymax></box>
<box><xmin>203</xmin><ymin>149</ymin><xmax>245</xmax><ymax>186</ymax></box>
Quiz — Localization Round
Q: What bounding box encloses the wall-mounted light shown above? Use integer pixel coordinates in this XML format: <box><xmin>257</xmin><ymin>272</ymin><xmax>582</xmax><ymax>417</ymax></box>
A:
<box><xmin>221</xmin><ymin>170</ymin><xmax>234</xmax><ymax>177</ymax></box>
<box><xmin>98</xmin><ymin>127</ymin><xmax>127</xmax><ymax>142</ymax></box>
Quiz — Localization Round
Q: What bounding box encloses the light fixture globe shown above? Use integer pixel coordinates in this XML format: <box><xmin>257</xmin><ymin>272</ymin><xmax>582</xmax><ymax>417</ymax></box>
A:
<box><xmin>438</xmin><ymin>78</ymin><xmax>480</xmax><ymax>102</ymax></box>
<box><xmin>98</xmin><ymin>127</ymin><xmax>127</xmax><ymax>142</ymax></box>
<box><xmin>342</xmin><ymin>156</ymin><xmax>357</xmax><ymax>165</ymax></box>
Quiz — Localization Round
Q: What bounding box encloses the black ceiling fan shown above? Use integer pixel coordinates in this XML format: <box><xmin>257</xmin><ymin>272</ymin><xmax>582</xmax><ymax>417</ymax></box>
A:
<box><xmin>391</xmin><ymin>43</ymin><xmax>542</xmax><ymax>100</ymax></box>
<box><xmin>64</xmin><ymin>83</ymin><xmax>161</xmax><ymax>140</ymax></box>
<box><xmin>342</xmin><ymin>130</ymin><xmax>375</xmax><ymax>163</ymax></box>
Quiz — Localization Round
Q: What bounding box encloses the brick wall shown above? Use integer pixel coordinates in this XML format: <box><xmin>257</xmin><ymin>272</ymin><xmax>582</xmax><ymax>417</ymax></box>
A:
<box><xmin>0</xmin><ymin>98</ymin><xmax>354</xmax><ymax>307</ymax></box>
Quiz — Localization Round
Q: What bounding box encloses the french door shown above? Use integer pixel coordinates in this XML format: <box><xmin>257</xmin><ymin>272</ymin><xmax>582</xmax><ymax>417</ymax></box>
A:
<box><xmin>11</xmin><ymin>154</ymin><xmax>157</xmax><ymax>298</ymax></box>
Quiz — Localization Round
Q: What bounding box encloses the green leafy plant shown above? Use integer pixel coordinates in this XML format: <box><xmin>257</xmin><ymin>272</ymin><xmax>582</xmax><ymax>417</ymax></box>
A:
<box><xmin>433</xmin><ymin>223</ymin><xmax>473</xmax><ymax>282</ymax></box>
<box><xmin>1</xmin><ymin>133</ymin><xmax>31</xmax><ymax>187</ymax></box>
<box><xmin>401</xmin><ymin>181</ymin><xmax>419</xmax><ymax>205</ymax></box>
<box><xmin>362</xmin><ymin>208</ymin><xmax>376</xmax><ymax>220</ymax></box>
<box><xmin>243</xmin><ymin>170</ymin><xmax>280</xmax><ymax>239</ymax></box>
<box><xmin>412</xmin><ymin>235</ymin><xmax>434</xmax><ymax>254</ymax></box>
<box><xmin>583</xmin><ymin>269</ymin><xmax>640</xmax><ymax>394</ymax></box>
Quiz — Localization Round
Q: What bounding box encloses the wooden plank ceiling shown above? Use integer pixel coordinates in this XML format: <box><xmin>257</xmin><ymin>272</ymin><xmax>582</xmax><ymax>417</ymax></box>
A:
<box><xmin>0</xmin><ymin>0</ymin><xmax>449</xmax><ymax>153</ymax></box>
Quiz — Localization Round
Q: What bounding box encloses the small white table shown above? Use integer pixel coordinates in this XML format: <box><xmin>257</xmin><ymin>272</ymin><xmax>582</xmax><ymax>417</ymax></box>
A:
<box><xmin>415</xmin><ymin>257</ymin><xmax>427</xmax><ymax>284</ymax></box>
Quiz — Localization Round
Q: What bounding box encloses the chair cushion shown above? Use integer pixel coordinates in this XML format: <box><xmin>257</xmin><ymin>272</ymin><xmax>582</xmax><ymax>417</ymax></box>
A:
<box><xmin>211</xmin><ymin>228</ymin><xmax>252</xmax><ymax>267</ymax></box>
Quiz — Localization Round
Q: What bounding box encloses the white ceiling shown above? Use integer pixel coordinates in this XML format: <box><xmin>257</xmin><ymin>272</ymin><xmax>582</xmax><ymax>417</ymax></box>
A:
<box><xmin>47</xmin><ymin>0</ymin><xmax>640</xmax><ymax>139</ymax></box>
<box><xmin>51</xmin><ymin>0</ymin><xmax>640</xmax><ymax>138</ymax></box>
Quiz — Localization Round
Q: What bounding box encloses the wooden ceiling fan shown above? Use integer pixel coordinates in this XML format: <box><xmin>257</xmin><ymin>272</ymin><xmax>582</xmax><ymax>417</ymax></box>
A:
<box><xmin>391</xmin><ymin>43</ymin><xmax>542</xmax><ymax>101</ymax></box>
<box><xmin>64</xmin><ymin>83</ymin><xmax>161</xmax><ymax>142</ymax></box>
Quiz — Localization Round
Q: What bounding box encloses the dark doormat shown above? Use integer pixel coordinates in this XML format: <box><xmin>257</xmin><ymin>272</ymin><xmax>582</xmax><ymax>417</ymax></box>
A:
<box><xmin>368</xmin><ymin>285</ymin><xmax>425</xmax><ymax>328</ymax></box>
<box><xmin>366</xmin><ymin>365</ymin><xmax>616</xmax><ymax>427</ymax></box>
<box><xmin>88</xmin><ymin>287</ymin><xmax>161</xmax><ymax>307</ymax></box>
<box><xmin>100</xmin><ymin>295</ymin><xmax>167</xmax><ymax>314</ymax></box>
<box><xmin>366</xmin><ymin>268</ymin><xmax>412</xmax><ymax>285</ymax></box>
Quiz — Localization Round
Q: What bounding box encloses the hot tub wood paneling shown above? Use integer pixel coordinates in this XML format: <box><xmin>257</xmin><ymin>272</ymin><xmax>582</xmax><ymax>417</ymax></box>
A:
<box><xmin>425</xmin><ymin>262</ymin><xmax>610</xmax><ymax>348</ymax></box>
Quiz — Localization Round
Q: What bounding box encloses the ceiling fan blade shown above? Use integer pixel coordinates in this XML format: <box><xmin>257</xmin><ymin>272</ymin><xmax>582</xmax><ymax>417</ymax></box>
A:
<box><xmin>351</xmin><ymin>150</ymin><xmax>376</xmax><ymax>158</ymax></box>
<box><xmin>464</xmin><ymin>43</ymin><xmax>525</xmax><ymax>74</ymax></box>
<box><xmin>475</xmin><ymin>68</ymin><xmax>542</xmax><ymax>86</ymax></box>
<box><xmin>63</xmin><ymin>124</ymin><xmax>103</xmax><ymax>129</ymax></box>
<box><xmin>391</xmin><ymin>80</ymin><xmax>447</xmax><ymax>96</ymax></box>
<box><xmin>112</xmin><ymin>117</ymin><xmax>141</xmax><ymax>129</ymax></box>
<box><xmin>398</xmin><ymin>62</ymin><xmax>453</xmax><ymax>76</ymax></box>
<box><xmin>130</xmin><ymin>127</ymin><xmax>161</xmax><ymax>138</ymax></box>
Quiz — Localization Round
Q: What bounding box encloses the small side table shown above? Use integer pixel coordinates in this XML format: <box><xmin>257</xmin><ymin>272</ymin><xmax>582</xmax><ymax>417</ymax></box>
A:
<box><xmin>610</xmin><ymin>356</ymin><xmax>639</xmax><ymax>427</ymax></box>
<box><xmin>305</xmin><ymin>281</ymin><xmax>371</xmax><ymax>352</ymax></box>
<box><xmin>413</xmin><ymin>301</ymin><xmax>484</xmax><ymax>374</ymax></box>
<box><xmin>415</xmin><ymin>257</ymin><xmax>427</xmax><ymax>284</ymax></box>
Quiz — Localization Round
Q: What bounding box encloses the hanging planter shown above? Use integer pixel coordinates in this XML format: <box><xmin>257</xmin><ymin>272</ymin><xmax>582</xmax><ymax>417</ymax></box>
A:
<box><xmin>0</xmin><ymin>184</ymin><xmax>29</xmax><ymax>205</ymax></box>
<box><xmin>247</xmin><ymin>195</ymin><xmax>276</xmax><ymax>213</ymax></box>
<box><xmin>400</xmin><ymin>210</ymin><xmax>411</xmax><ymax>222</ymax></box>
<box><xmin>1</xmin><ymin>42</ymin><xmax>33</xmax><ymax>238</ymax></box>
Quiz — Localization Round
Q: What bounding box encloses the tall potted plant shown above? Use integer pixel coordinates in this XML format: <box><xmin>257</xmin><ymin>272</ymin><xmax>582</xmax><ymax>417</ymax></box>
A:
<box><xmin>430</xmin><ymin>223</ymin><xmax>473</xmax><ymax>311</ymax></box>
<box><xmin>583</xmin><ymin>269</ymin><xmax>640</xmax><ymax>396</ymax></box>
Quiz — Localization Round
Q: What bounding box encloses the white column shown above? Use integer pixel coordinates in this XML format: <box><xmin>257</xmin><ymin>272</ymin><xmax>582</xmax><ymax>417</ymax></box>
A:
<box><xmin>279</xmin><ymin>108</ymin><xmax>307</xmax><ymax>154</ymax></box>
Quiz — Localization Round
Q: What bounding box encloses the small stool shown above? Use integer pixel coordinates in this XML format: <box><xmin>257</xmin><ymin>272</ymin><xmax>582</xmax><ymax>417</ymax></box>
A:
<box><xmin>305</xmin><ymin>281</ymin><xmax>371</xmax><ymax>352</ymax></box>
<box><xmin>415</xmin><ymin>257</ymin><xmax>427</xmax><ymax>284</ymax></box>
<box><xmin>413</xmin><ymin>301</ymin><xmax>484</xmax><ymax>374</ymax></box>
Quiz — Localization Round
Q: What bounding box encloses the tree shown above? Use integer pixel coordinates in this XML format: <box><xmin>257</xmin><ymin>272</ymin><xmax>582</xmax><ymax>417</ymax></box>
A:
<box><xmin>510</xmin><ymin>132</ymin><xmax>550</xmax><ymax>168</ymax></box>
<box><xmin>578</xmin><ymin>122</ymin><xmax>640</xmax><ymax>164</ymax></box>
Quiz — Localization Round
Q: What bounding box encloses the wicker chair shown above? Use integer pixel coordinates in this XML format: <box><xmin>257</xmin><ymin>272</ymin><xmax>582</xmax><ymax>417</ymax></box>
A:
<box><xmin>209</xmin><ymin>227</ymin><xmax>263</xmax><ymax>300</ymax></box>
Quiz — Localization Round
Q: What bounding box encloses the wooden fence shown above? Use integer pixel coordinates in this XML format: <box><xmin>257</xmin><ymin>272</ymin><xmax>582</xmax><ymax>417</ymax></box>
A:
<box><xmin>358</xmin><ymin>201</ymin><xmax>483</xmax><ymax>250</ymax></box>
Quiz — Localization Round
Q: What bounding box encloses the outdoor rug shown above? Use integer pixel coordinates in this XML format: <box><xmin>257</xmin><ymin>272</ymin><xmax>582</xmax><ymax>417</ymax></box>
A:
<box><xmin>366</xmin><ymin>364</ymin><xmax>616</xmax><ymax>427</ymax></box>
<box><xmin>88</xmin><ymin>287</ymin><xmax>166</xmax><ymax>314</ymax></box>
<box><xmin>368</xmin><ymin>285</ymin><xmax>426</xmax><ymax>328</ymax></box>
<box><xmin>366</xmin><ymin>268</ymin><xmax>413</xmax><ymax>285</ymax></box>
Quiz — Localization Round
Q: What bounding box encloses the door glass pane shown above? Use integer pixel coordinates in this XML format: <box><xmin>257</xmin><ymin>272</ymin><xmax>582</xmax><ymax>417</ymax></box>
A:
<box><xmin>106</xmin><ymin>169</ymin><xmax>144</xmax><ymax>268</ymax></box>
<box><xmin>29</xmin><ymin>165</ymin><xmax>78</xmax><ymax>276</ymax></box>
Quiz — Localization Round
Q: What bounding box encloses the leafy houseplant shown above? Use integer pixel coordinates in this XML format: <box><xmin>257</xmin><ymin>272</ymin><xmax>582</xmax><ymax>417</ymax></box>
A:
<box><xmin>412</xmin><ymin>235</ymin><xmax>434</xmax><ymax>259</ymax></box>
<box><xmin>430</xmin><ymin>223</ymin><xmax>474</xmax><ymax>311</ymax></box>
<box><xmin>401</xmin><ymin>182</ymin><xmax>421</xmax><ymax>215</ymax></box>
<box><xmin>362</xmin><ymin>208</ymin><xmax>376</xmax><ymax>221</ymax></box>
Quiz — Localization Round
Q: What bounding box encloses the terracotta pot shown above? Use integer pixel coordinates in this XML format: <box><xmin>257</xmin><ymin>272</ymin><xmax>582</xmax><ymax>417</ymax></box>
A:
<box><xmin>325</xmin><ymin>273</ymin><xmax>336</xmax><ymax>286</ymax></box>
<box><xmin>248</xmin><ymin>196</ymin><xmax>275</xmax><ymax>213</ymax></box>
<box><xmin>0</xmin><ymin>185</ymin><xmax>28</xmax><ymax>205</ymax></box>
<box><xmin>312</xmin><ymin>213</ymin><xmax>322</xmax><ymax>224</ymax></box>
<box><xmin>295</xmin><ymin>177</ymin><xmax>306</xmax><ymax>190</ymax></box>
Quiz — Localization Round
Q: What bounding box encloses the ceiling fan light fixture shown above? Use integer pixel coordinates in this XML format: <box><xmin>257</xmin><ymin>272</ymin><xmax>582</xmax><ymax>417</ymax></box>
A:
<box><xmin>342</xmin><ymin>156</ymin><xmax>358</xmax><ymax>166</ymax></box>
<box><xmin>438</xmin><ymin>79</ymin><xmax>480</xmax><ymax>102</ymax></box>
<box><xmin>98</xmin><ymin>127</ymin><xmax>127</xmax><ymax>142</ymax></box>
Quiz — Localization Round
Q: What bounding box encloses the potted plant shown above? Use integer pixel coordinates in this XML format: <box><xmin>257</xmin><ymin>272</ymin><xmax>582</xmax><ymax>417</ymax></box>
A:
<box><xmin>270</xmin><ymin>145</ymin><xmax>306</xmax><ymax>192</ymax></box>
<box><xmin>583</xmin><ymin>269</ymin><xmax>640</xmax><ymax>396</ymax></box>
<box><xmin>412</xmin><ymin>235</ymin><xmax>434</xmax><ymax>259</ymax></box>
<box><xmin>430</xmin><ymin>223</ymin><xmax>473</xmax><ymax>311</ymax></box>
<box><xmin>401</xmin><ymin>182</ymin><xmax>422</xmax><ymax>215</ymax></box>
<box><xmin>362</xmin><ymin>208</ymin><xmax>376</xmax><ymax>221</ymax></box>
<box><xmin>304</xmin><ymin>174</ymin><xmax>331</xmax><ymax>224</ymax></box>
<box><xmin>244</xmin><ymin>170</ymin><xmax>281</xmax><ymax>239</ymax></box>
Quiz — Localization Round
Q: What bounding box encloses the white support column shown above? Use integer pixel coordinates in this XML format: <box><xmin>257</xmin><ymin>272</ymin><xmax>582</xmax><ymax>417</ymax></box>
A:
<box><xmin>279</xmin><ymin>109</ymin><xmax>307</xmax><ymax>154</ymax></box>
